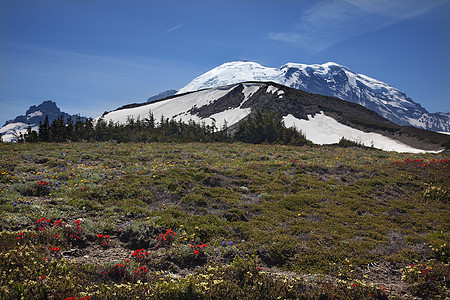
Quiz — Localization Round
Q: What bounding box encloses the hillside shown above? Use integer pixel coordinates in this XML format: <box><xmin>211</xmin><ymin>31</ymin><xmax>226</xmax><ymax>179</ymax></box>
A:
<box><xmin>0</xmin><ymin>142</ymin><xmax>448</xmax><ymax>299</ymax></box>
<box><xmin>101</xmin><ymin>82</ymin><xmax>450</xmax><ymax>153</ymax></box>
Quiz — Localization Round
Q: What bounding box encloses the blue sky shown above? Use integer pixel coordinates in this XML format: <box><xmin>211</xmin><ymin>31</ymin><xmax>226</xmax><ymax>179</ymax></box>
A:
<box><xmin>1</xmin><ymin>0</ymin><xmax>449</xmax><ymax>126</ymax></box>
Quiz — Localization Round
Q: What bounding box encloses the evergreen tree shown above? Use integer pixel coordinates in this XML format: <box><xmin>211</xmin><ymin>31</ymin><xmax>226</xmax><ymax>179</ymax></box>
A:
<box><xmin>24</xmin><ymin>125</ymin><xmax>39</xmax><ymax>143</ymax></box>
<box><xmin>66</xmin><ymin>116</ymin><xmax>74</xmax><ymax>140</ymax></box>
<box><xmin>95</xmin><ymin>117</ymin><xmax>107</xmax><ymax>141</ymax></box>
<box><xmin>235</xmin><ymin>108</ymin><xmax>307</xmax><ymax>145</ymax></box>
<box><xmin>144</xmin><ymin>111</ymin><xmax>155</xmax><ymax>129</ymax></box>
<box><xmin>12</xmin><ymin>130</ymin><xmax>25</xmax><ymax>143</ymax></box>
<box><xmin>39</xmin><ymin>116</ymin><xmax>51</xmax><ymax>142</ymax></box>
<box><xmin>50</xmin><ymin>114</ymin><xmax>66</xmax><ymax>142</ymax></box>
<box><xmin>19</xmin><ymin>108</ymin><xmax>306</xmax><ymax>145</ymax></box>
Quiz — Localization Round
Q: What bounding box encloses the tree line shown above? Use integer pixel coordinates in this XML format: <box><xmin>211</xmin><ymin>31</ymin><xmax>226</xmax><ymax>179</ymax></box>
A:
<box><xmin>12</xmin><ymin>109</ymin><xmax>309</xmax><ymax>146</ymax></box>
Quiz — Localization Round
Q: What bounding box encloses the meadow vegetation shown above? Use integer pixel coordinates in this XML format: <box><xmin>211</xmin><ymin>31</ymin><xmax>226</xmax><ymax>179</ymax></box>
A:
<box><xmin>0</xmin><ymin>142</ymin><xmax>448</xmax><ymax>299</ymax></box>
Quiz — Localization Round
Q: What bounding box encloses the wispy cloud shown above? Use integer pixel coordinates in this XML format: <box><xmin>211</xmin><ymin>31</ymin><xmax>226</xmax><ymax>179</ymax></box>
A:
<box><xmin>166</xmin><ymin>22</ymin><xmax>188</xmax><ymax>33</ymax></box>
<box><xmin>345</xmin><ymin>0</ymin><xmax>446</xmax><ymax>18</ymax></box>
<box><xmin>268</xmin><ymin>0</ymin><xmax>448</xmax><ymax>52</ymax></box>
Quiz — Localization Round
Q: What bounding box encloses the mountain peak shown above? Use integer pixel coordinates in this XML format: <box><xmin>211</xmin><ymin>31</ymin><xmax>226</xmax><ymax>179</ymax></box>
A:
<box><xmin>177</xmin><ymin>61</ymin><xmax>449</xmax><ymax>132</ymax></box>
<box><xmin>1</xmin><ymin>100</ymin><xmax>85</xmax><ymax>142</ymax></box>
<box><xmin>25</xmin><ymin>100</ymin><xmax>60</xmax><ymax>116</ymax></box>
<box><xmin>147</xmin><ymin>89</ymin><xmax>178</xmax><ymax>103</ymax></box>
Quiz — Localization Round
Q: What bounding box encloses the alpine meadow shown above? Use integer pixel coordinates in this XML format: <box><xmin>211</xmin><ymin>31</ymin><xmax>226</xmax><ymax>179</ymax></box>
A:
<box><xmin>1</xmin><ymin>1</ymin><xmax>450</xmax><ymax>299</ymax></box>
<box><xmin>0</xmin><ymin>141</ymin><xmax>448</xmax><ymax>299</ymax></box>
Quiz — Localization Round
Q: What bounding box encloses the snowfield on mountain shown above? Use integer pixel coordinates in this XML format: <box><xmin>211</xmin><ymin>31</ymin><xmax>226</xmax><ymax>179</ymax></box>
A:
<box><xmin>178</xmin><ymin>61</ymin><xmax>450</xmax><ymax>132</ymax></box>
<box><xmin>100</xmin><ymin>82</ymin><xmax>447</xmax><ymax>153</ymax></box>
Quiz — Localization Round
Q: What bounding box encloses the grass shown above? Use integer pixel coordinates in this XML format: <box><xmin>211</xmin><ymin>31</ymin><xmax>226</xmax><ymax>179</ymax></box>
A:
<box><xmin>0</xmin><ymin>142</ymin><xmax>448</xmax><ymax>299</ymax></box>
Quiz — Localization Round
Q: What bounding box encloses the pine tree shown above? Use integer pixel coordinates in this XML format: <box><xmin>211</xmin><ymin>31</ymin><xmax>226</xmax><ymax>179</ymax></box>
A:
<box><xmin>144</xmin><ymin>111</ymin><xmax>155</xmax><ymax>129</ymax></box>
<box><xmin>24</xmin><ymin>125</ymin><xmax>39</xmax><ymax>143</ymax></box>
<box><xmin>235</xmin><ymin>108</ymin><xmax>307</xmax><ymax>145</ymax></box>
<box><xmin>50</xmin><ymin>114</ymin><xmax>65</xmax><ymax>142</ymax></box>
<box><xmin>66</xmin><ymin>116</ymin><xmax>74</xmax><ymax>140</ymax></box>
<box><xmin>39</xmin><ymin>116</ymin><xmax>51</xmax><ymax>142</ymax></box>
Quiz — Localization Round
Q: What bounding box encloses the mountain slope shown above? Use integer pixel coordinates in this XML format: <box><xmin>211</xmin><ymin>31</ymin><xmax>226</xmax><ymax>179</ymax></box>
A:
<box><xmin>177</xmin><ymin>61</ymin><xmax>449</xmax><ymax>132</ymax></box>
<box><xmin>100</xmin><ymin>82</ymin><xmax>449</xmax><ymax>153</ymax></box>
<box><xmin>0</xmin><ymin>100</ymin><xmax>85</xmax><ymax>142</ymax></box>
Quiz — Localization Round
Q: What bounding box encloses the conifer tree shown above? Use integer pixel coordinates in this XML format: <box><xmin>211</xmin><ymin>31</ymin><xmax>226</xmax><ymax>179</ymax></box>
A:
<box><xmin>39</xmin><ymin>116</ymin><xmax>51</xmax><ymax>142</ymax></box>
<box><xmin>24</xmin><ymin>125</ymin><xmax>39</xmax><ymax>143</ymax></box>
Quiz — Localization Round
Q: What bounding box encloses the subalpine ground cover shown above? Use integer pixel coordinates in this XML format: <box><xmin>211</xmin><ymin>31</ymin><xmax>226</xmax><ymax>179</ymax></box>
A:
<box><xmin>0</xmin><ymin>142</ymin><xmax>448</xmax><ymax>299</ymax></box>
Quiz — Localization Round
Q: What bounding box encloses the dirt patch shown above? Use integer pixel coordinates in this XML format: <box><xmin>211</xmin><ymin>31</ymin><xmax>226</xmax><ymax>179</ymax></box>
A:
<box><xmin>362</xmin><ymin>261</ymin><xmax>414</xmax><ymax>299</ymax></box>
<box><xmin>67</xmin><ymin>236</ymin><xmax>130</xmax><ymax>265</ymax></box>
<box><xmin>304</xmin><ymin>164</ymin><xmax>371</xmax><ymax>185</ymax></box>
<box><xmin>147</xmin><ymin>186</ymin><xmax>182</xmax><ymax>210</ymax></box>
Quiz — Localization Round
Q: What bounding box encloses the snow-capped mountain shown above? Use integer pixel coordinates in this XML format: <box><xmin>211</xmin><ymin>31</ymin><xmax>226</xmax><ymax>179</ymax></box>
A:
<box><xmin>0</xmin><ymin>100</ymin><xmax>85</xmax><ymax>142</ymax></box>
<box><xmin>178</xmin><ymin>61</ymin><xmax>449</xmax><ymax>132</ymax></box>
<box><xmin>100</xmin><ymin>82</ymin><xmax>449</xmax><ymax>153</ymax></box>
<box><xmin>147</xmin><ymin>89</ymin><xmax>178</xmax><ymax>103</ymax></box>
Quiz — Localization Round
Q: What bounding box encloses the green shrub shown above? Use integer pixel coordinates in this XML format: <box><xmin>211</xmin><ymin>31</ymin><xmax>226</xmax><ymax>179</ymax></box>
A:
<box><xmin>401</xmin><ymin>260</ymin><xmax>449</xmax><ymax>298</ymax></box>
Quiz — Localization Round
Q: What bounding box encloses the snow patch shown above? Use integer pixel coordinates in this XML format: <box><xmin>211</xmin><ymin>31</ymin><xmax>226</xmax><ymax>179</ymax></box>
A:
<box><xmin>242</xmin><ymin>83</ymin><xmax>262</xmax><ymax>102</ymax></box>
<box><xmin>27</xmin><ymin>111</ymin><xmax>43</xmax><ymax>119</ymax></box>
<box><xmin>283</xmin><ymin>112</ymin><xmax>440</xmax><ymax>153</ymax></box>
<box><xmin>0</xmin><ymin>122</ymin><xmax>30</xmax><ymax>134</ymax></box>
<box><xmin>266</xmin><ymin>85</ymin><xmax>278</xmax><ymax>94</ymax></box>
<box><xmin>100</xmin><ymin>85</ymin><xmax>249</xmax><ymax>131</ymax></box>
<box><xmin>101</xmin><ymin>86</ymin><xmax>236</xmax><ymax>125</ymax></box>
<box><xmin>345</xmin><ymin>71</ymin><xmax>357</xmax><ymax>88</ymax></box>
<box><xmin>209</xmin><ymin>107</ymin><xmax>251</xmax><ymax>128</ymax></box>
<box><xmin>0</xmin><ymin>122</ymin><xmax>39</xmax><ymax>142</ymax></box>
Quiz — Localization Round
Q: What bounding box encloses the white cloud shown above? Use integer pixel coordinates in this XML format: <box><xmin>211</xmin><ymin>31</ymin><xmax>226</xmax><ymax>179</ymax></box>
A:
<box><xmin>345</xmin><ymin>0</ymin><xmax>446</xmax><ymax>18</ymax></box>
<box><xmin>166</xmin><ymin>23</ymin><xmax>188</xmax><ymax>33</ymax></box>
<box><xmin>267</xmin><ymin>32</ymin><xmax>326</xmax><ymax>52</ymax></box>
<box><xmin>268</xmin><ymin>0</ymin><xmax>448</xmax><ymax>52</ymax></box>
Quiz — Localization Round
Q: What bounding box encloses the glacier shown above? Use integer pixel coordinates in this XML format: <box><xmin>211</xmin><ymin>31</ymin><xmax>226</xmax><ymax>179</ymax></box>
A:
<box><xmin>178</xmin><ymin>61</ymin><xmax>450</xmax><ymax>132</ymax></box>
